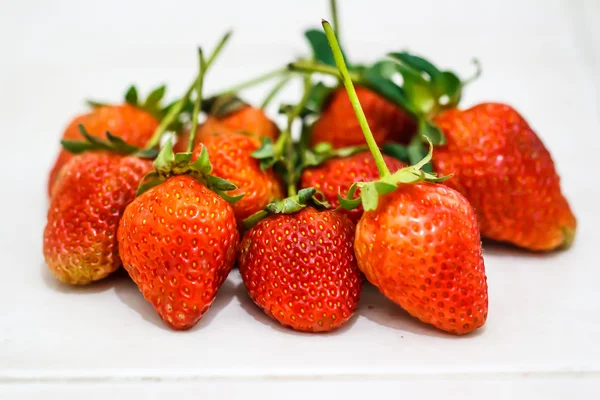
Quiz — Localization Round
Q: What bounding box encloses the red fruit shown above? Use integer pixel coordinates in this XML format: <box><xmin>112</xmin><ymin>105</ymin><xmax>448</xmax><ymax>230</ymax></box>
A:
<box><xmin>118</xmin><ymin>175</ymin><xmax>239</xmax><ymax>330</ymax></box>
<box><xmin>310</xmin><ymin>86</ymin><xmax>415</xmax><ymax>148</ymax></box>
<box><xmin>300</xmin><ymin>152</ymin><xmax>404</xmax><ymax>223</ymax></box>
<box><xmin>355</xmin><ymin>183</ymin><xmax>488</xmax><ymax>335</ymax></box>
<box><xmin>432</xmin><ymin>103</ymin><xmax>576</xmax><ymax>251</ymax></box>
<box><xmin>239</xmin><ymin>207</ymin><xmax>362</xmax><ymax>332</ymax></box>
<box><xmin>49</xmin><ymin>105</ymin><xmax>158</xmax><ymax>196</ymax></box>
<box><xmin>193</xmin><ymin>132</ymin><xmax>283</xmax><ymax>226</ymax></box>
<box><xmin>44</xmin><ymin>152</ymin><xmax>153</xmax><ymax>284</ymax></box>
<box><xmin>174</xmin><ymin>106</ymin><xmax>279</xmax><ymax>153</ymax></box>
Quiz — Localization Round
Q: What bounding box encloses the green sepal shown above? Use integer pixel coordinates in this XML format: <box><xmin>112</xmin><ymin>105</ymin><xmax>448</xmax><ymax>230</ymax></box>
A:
<box><xmin>85</xmin><ymin>100</ymin><xmax>110</xmax><ymax>109</ymax></box>
<box><xmin>361</xmin><ymin>61</ymin><xmax>417</xmax><ymax>115</ymax></box>
<box><xmin>418</xmin><ymin>119</ymin><xmax>446</xmax><ymax>146</ymax></box>
<box><xmin>144</xmin><ymin>85</ymin><xmax>166</xmax><ymax>109</ymax></box>
<box><xmin>389</xmin><ymin>52</ymin><xmax>441</xmax><ymax>78</ymax></box>
<box><xmin>301</xmin><ymin>142</ymin><xmax>367</xmax><ymax>169</ymax></box>
<box><xmin>136</xmin><ymin>172</ymin><xmax>163</xmax><ymax>197</ymax></box>
<box><xmin>337</xmin><ymin>182</ymin><xmax>361</xmax><ymax>211</ymax></box>
<box><xmin>302</xmin><ymin>82</ymin><xmax>333</xmax><ymax>116</ymax></box>
<box><xmin>242</xmin><ymin>187</ymin><xmax>329</xmax><ymax>230</ymax></box>
<box><xmin>124</xmin><ymin>85</ymin><xmax>139</xmax><ymax>105</ymax></box>
<box><xmin>61</xmin><ymin>125</ymin><xmax>156</xmax><ymax>159</ymax></box>
<box><xmin>137</xmin><ymin>139</ymin><xmax>242</xmax><ymax>203</ymax></box>
<box><xmin>251</xmin><ymin>137</ymin><xmax>279</xmax><ymax>171</ymax></box>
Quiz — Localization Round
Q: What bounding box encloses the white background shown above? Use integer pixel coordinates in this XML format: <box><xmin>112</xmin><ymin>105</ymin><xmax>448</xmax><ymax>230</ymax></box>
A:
<box><xmin>1</xmin><ymin>0</ymin><xmax>599</xmax><ymax>398</ymax></box>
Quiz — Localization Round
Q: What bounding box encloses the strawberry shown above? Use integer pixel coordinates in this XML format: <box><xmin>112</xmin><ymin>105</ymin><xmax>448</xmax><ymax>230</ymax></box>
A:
<box><xmin>432</xmin><ymin>103</ymin><xmax>576</xmax><ymax>250</ymax></box>
<box><xmin>239</xmin><ymin>197</ymin><xmax>362</xmax><ymax>332</ymax></box>
<box><xmin>174</xmin><ymin>98</ymin><xmax>278</xmax><ymax>153</ymax></box>
<box><xmin>118</xmin><ymin>171</ymin><xmax>239</xmax><ymax>330</ymax></box>
<box><xmin>300</xmin><ymin>151</ymin><xmax>404</xmax><ymax>223</ymax></box>
<box><xmin>355</xmin><ymin>183</ymin><xmax>488</xmax><ymax>334</ymax></box>
<box><xmin>117</xmin><ymin>33</ymin><xmax>241</xmax><ymax>330</ymax></box>
<box><xmin>310</xmin><ymin>86</ymin><xmax>415</xmax><ymax>148</ymax></box>
<box><xmin>195</xmin><ymin>132</ymin><xmax>283</xmax><ymax>226</ymax></box>
<box><xmin>322</xmin><ymin>20</ymin><xmax>488</xmax><ymax>334</ymax></box>
<box><xmin>43</xmin><ymin>131</ymin><xmax>154</xmax><ymax>284</ymax></box>
<box><xmin>48</xmin><ymin>104</ymin><xmax>159</xmax><ymax>196</ymax></box>
<box><xmin>386</xmin><ymin>52</ymin><xmax>576</xmax><ymax>251</ymax></box>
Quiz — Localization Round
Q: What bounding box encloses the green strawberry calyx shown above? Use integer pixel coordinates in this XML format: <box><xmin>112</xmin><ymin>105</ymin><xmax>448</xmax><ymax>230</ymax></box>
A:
<box><xmin>62</xmin><ymin>125</ymin><xmax>158</xmax><ymax>159</ymax></box>
<box><xmin>136</xmin><ymin>139</ymin><xmax>242</xmax><ymax>203</ymax></box>
<box><xmin>322</xmin><ymin>19</ymin><xmax>450</xmax><ymax>212</ymax></box>
<box><xmin>242</xmin><ymin>187</ymin><xmax>330</xmax><ymax>230</ymax></box>
<box><xmin>337</xmin><ymin>140</ymin><xmax>449</xmax><ymax>212</ymax></box>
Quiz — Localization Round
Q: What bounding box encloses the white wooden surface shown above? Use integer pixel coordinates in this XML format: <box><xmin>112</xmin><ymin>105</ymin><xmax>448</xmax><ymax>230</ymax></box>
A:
<box><xmin>1</xmin><ymin>0</ymin><xmax>599</xmax><ymax>398</ymax></box>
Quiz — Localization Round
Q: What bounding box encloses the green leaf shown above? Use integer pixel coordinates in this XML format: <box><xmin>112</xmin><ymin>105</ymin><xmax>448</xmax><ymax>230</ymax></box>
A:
<box><xmin>433</xmin><ymin>71</ymin><xmax>462</xmax><ymax>107</ymax></box>
<box><xmin>252</xmin><ymin>138</ymin><xmax>275</xmax><ymax>159</ymax></box>
<box><xmin>144</xmin><ymin>85</ymin><xmax>166</xmax><ymax>108</ymax></box>
<box><xmin>134</xmin><ymin>148</ymin><xmax>160</xmax><ymax>159</ymax></box>
<box><xmin>305</xmin><ymin>29</ymin><xmax>349</xmax><ymax>67</ymax></box>
<box><xmin>388</xmin><ymin>52</ymin><xmax>441</xmax><ymax>79</ymax></box>
<box><xmin>361</xmin><ymin>62</ymin><xmax>416</xmax><ymax>115</ymax></box>
<box><xmin>407</xmin><ymin>141</ymin><xmax>432</xmax><ymax>173</ymax></box>
<box><xmin>303</xmin><ymin>82</ymin><xmax>332</xmax><ymax>114</ymax></box>
<box><xmin>125</xmin><ymin>85</ymin><xmax>139</xmax><ymax>105</ymax></box>
<box><xmin>382</xmin><ymin>143</ymin><xmax>409</xmax><ymax>163</ymax></box>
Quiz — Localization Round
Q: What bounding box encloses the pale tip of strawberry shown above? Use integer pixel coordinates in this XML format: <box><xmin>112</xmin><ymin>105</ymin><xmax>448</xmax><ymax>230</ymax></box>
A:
<box><xmin>560</xmin><ymin>226</ymin><xmax>576</xmax><ymax>250</ymax></box>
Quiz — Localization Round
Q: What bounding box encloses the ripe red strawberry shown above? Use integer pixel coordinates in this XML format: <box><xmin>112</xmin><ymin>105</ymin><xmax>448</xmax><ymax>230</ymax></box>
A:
<box><xmin>310</xmin><ymin>86</ymin><xmax>415</xmax><ymax>148</ymax></box>
<box><xmin>44</xmin><ymin>152</ymin><xmax>153</xmax><ymax>284</ymax></box>
<box><xmin>239</xmin><ymin>206</ymin><xmax>362</xmax><ymax>332</ymax></box>
<box><xmin>355</xmin><ymin>183</ymin><xmax>488</xmax><ymax>334</ymax></box>
<box><xmin>432</xmin><ymin>103</ymin><xmax>576</xmax><ymax>251</ymax></box>
<box><xmin>321</xmin><ymin>21</ymin><xmax>488</xmax><ymax>334</ymax></box>
<box><xmin>174</xmin><ymin>105</ymin><xmax>279</xmax><ymax>153</ymax></box>
<box><xmin>193</xmin><ymin>132</ymin><xmax>283</xmax><ymax>225</ymax></box>
<box><xmin>300</xmin><ymin>152</ymin><xmax>404</xmax><ymax>223</ymax></box>
<box><xmin>49</xmin><ymin>105</ymin><xmax>158</xmax><ymax>196</ymax></box>
<box><xmin>118</xmin><ymin>174</ymin><xmax>239</xmax><ymax>330</ymax></box>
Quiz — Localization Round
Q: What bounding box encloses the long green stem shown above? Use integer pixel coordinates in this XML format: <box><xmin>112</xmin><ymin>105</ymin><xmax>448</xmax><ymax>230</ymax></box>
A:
<box><xmin>322</xmin><ymin>20</ymin><xmax>390</xmax><ymax>177</ymax></box>
<box><xmin>260</xmin><ymin>75</ymin><xmax>293</xmax><ymax>110</ymax></box>
<box><xmin>287</xmin><ymin>60</ymin><xmax>365</xmax><ymax>84</ymax></box>
<box><xmin>330</xmin><ymin>0</ymin><xmax>340</xmax><ymax>42</ymax></box>
<box><xmin>145</xmin><ymin>32</ymin><xmax>232</xmax><ymax>151</ymax></box>
<box><xmin>212</xmin><ymin>67</ymin><xmax>288</xmax><ymax>98</ymax></box>
<box><xmin>144</xmin><ymin>77</ymin><xmax>197</xmax><ymax>150</ymax></box>
<box><xmin>188</xmin><ymin>49</ymin><xmax>206</xmax><ymax>153</ymax></box>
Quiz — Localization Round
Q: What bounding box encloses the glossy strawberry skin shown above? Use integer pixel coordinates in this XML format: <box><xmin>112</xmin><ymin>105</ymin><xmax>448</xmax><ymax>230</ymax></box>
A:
<box><xmin>310</xmin><ymin>86</ymin><xmax>416</xmax><ymax>148</ymax></box>
<box><xmin>239</xmin><ymin>207</ymin><xmax>362</xmax><ymax>332</ymax></box>
<box><xmin>193</xmin><ymin>133</ymin><xmax>283</xmax><ymax>226</ymax></box>
<box><xmin>49</xmin><ymin>105</ymin><xmax>158</xmax><ymax>196</ymax></box>
<box><xmin>174</xmin><ymin>106</ymin><xmax>279</xmax><ymax>153</ymax></box>
<box><xmin>44</xmin><ymin>152</ymin><xmax>153</xmax><ymax>285</ymax></box>
<box><xmin>355</xmin><ymin>183</ymin><xmax>488</xmax><ymax>335</ymax></box>
<box><xmin>117</xmin><ymin>175</ymin><xmax>239</xmax><ymax>330</ymax></box>
<box><xmin>300</xmin><ymin>152</ymin><xmax>404</xmax><ymax>223</ymax></box>
<box><xmin>433</xmin><ymin>103</ymin><xmax>576</xmax><ymax>251</ymax></box>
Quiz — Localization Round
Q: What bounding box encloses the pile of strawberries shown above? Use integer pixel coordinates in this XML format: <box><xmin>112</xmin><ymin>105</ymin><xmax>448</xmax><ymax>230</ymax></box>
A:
<box><xmin>42</xmin><ymin>5</ymin><xmax>576</xmax><ymax>336</ymax></box>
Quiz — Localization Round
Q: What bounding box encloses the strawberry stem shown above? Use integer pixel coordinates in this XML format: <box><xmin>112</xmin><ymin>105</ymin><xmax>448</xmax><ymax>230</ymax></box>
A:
<box><xmin>212</xmin><ymin>67</ymin><xmax>289</xmax><ymax>98</ymax></box>
<box><xmin>188</xmin><ymin>48</ymin><xmax>206</xmax><ymax>153</ymax></box>
<box><xmin>287</xmin><ymin>60</ymin><xmax>365</xmax><ymax>84</ymax></box>
<box><xmin>260</xmin><ymin>74</ymin><xmax>293</xmax><ymax>110</ymax></box>
<box><xmin>330</xmin><ymin>0</ymin><xmax>340</xmax><ymax>42</ymax></box>
<box><xmin>322</xmin><ymin>19</ymin><xmax>390</xmax><ymax>178</ymax></box>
